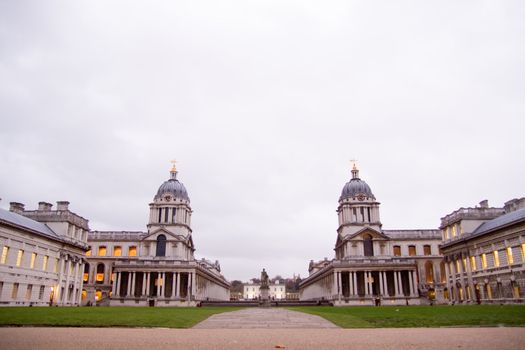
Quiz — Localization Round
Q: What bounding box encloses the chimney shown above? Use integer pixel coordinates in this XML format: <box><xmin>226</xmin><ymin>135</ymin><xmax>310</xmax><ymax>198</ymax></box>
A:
<box><xmin>56</xmin><ymin>201</ymin><xmax>70</xmax><ymax>211</ymax></box>
<box><xmin>9</xmin><ymin>202</ymin><xmax>25</xmax><ymax>214</ymax></box>
<box><xmin>38</xmin><ymin>202</ymin><xmax>53</xmax><ymax>211</ymax></box>
<box><xmin>479</xmin><ymin>200</ymin><xmax>489</xmax><ymax>208</ymax></box>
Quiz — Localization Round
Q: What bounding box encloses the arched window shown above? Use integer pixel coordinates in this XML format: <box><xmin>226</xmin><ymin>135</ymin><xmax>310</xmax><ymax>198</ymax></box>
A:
<box><xmin>363</xmin><ymin>234</ymin><xmax>374</xmax><ymax>257</ymax></box>
<box><xmin>156</xmin><ymin>234</ymin><xmax>167</xmax><ymax>257</ymax></box>
<box><xmin>96</xmin><ymin>264</ymin><xmax>105</xmax><ymax>284</ymax></box>
<box><xmin>425</xmin><ymin>261</ymin><xmax>434</xmax><ymax>284</ymax></box>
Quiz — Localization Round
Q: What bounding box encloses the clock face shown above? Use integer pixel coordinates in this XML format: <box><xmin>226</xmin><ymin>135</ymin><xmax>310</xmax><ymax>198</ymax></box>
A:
<box><xmin>165</xmin><ymin>195</ymin><xmax>172</xmax><ymax>202</ymax></box>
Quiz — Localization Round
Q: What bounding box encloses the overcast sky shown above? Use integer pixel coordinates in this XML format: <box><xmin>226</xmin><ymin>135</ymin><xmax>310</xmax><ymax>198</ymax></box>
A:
<box><xmin>1</xmin><ymin>1</ymin><xmax>524</xmax><ymax>282</ymax></box>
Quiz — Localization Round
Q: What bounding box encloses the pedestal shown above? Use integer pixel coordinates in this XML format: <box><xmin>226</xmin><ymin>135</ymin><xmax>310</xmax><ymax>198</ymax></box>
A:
<box><xmin>259</xmin><ymin>286</ymin><xmax>270</xmax><ymax>307</ymax></box>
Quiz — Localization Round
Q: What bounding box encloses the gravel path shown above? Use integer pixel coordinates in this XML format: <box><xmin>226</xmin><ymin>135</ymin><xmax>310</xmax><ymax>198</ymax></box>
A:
<box><xmin>2</xmin><ymin>327</ymin><xmax>524</xmax><ymax>350</ymax></box>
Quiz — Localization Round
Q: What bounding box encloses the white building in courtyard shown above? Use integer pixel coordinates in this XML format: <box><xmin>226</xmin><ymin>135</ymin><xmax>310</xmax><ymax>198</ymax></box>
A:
<box><xmin>243</xmin><ymin>280</ymin><xmax>286</xmax><ymax>300</ymax></box>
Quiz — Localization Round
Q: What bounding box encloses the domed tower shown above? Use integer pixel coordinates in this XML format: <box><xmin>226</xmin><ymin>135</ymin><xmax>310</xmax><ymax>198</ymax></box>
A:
<box><xmin>146</xmin><ymin>163</ymin><xmax>194</xmax><ymax>258</ymax></box>
<box><xmin>337</xmin><ymin>163</ymin><xmax>381</xmax><ymax>238</ymax></box>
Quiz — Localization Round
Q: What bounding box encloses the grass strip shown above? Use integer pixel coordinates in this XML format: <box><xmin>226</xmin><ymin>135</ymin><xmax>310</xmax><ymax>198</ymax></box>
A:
<box><xmin>289</xmin><ymin>305</ymin><xmax>525</xmax><ymax>328</ymax></box>
<box><xmin>0</xmin><ymin>306</ymin><xmax>242</xmax><ymax>328</ymax></box>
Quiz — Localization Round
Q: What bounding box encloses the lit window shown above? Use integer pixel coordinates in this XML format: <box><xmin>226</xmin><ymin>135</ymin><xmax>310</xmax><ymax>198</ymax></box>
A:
<box><xmin>481</xmin><ymin>254</ymin><xmax>487</xmax><ymax>269</ymax></box>
<box><xmin>486</xmin><ymin>284</ymin><xmax>493</xmax><ymax>299</ymax></box>
<box><xmin>83</xmin><ymin>272</ymin><xmax>89</xmax><ymax>282</ymax></box>
<box><xmin>507</xmin><ymin>247</ymin><xmax>514</xmax><ymax>265</ymax></box>
<box><xmin>95</xmin><ymin>290</ymin><xmax>102</xmax><ymax>301</ymax></box>
<box><xmin>443</xmin><ymin>227</ymin><xmax>449</xmax><ymax>240</ymax></box>
<box><xmin>462</xmin><ymin>258</ymin><xmax>467</xmax><ymax>271</ymax></box>
<box><xmin>455</xmin><ymin>259</ymin><xmax>461</xmax><ymax>273</ymax></box>
<box><xmin>30</xmin><ymin>253</ymin><xmax>37</xmax><ymax>269</ymax></box>
<box><xmin>16</xmin><ymin>250</ymin><xmax>24</xmax><ymax>267</ymax></box>
<box><xmin>393</xmin><ymin>246</ymin><xmax>401</xmax><ymax>256</ymax></box>
<box><xmin>408</xmin><ymin>246</ymin><xmax>416</xmax><ymax>256</ymax></box>
<box><xmin>493</xmin><ymin>251</ymin><xmax>500</xmax><ymax>267</ymax></box>
<box><xmin>38</xmin><ymin>285</ymin><xmax>45</xmax><ymax>300</ymax></box>
<box><xmin>82</xmin><ymin>290</ymin><xmax>87</xmax><ymax>301</ymax></box>
<box><xmin>522</xmin><ymin>244</ymin><xmax>525</xmax><ymax>261</ymax></box>
<box><xmin>42</xmin><ymin>256</ymin><xmax>48</xmax><ymax>271</ymax></box>
<box><xmin>470</xmin><ymin>256</ymin><xmax>476</xmax><ymax>271</ymax></box>
<box><xmin>86</xmin><ymin>250</ymin><xmax>91</xmax><ymax>257</ymax></box>
<box><xmin>53</xmin><ymin>258</ymin><xmax>59</xmax><ymax>273</ymax></box>
<box><xmin>98</xmin><ymin>246</ymin><xmax>106</xmax><ymax>256</ymax></box>
<box><xmin>1</xmin><ymin>246</ymin><xmax>9</xmax><ymax>264</ymax></box>
<box><xmin>128</xmin><ymin>246</ymin><xmax>137</xmax><ymax>257</ymax></box>
<box><xmin>423</xmin><ymin>245</ymin><xmax>431</xmax><ymax>255</ymax></box>
<box><xmin>451</xmin><ymin>225</ymin><xmax>456</xmax><ymax>237</ymax></box>
<box><xmin>113</xmin><ymin>246</ymin><xmax>122</xmax><ymax>257</ymax></box>
<box><xmin>96</xmin><ymin>264</ymin><xmax>105</xmax><ymax>283</ymax></box>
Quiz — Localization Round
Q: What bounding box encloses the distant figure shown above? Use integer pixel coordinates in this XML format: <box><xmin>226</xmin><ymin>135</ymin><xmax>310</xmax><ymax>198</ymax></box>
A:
<box><xmin>261</xmin><ymin>268</ymin><xmax>269</xmax><ymax>288</ymax></box>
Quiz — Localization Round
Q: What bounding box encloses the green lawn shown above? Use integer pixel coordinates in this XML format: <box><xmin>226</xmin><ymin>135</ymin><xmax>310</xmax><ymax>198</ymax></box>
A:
<box><xmin>289</xmin><ymin>305</ymin><xmax>525</xmax><ymax>328</ymax></box>
<box><xmin>0</xmin><ymin>306</ymin><xmax>242</xmax><ymax>328</ymax></box>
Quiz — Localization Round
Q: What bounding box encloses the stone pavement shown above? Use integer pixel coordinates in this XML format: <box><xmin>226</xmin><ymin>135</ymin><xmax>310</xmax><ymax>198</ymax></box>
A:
<box><xmin>193</xmin><ymin>307</ymin><xmax>338</xmax><ymax>328</ymax></box>
<box><xmin>2</xmin><ymin>327</ymin><xmax>525</xmax><ymax>350</ymax></box>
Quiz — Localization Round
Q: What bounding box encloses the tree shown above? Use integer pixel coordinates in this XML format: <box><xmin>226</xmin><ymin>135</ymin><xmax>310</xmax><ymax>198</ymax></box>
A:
<box><xmin>230</xmin><ymin>280</ymin><xmax>244</xmax><ymax>294</ymax></box>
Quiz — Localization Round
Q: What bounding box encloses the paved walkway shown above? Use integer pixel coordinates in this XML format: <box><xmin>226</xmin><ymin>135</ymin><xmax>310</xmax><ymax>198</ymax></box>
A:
<box><xmin>193</xmin><ymin>308</ymin><xmax>338</xmax><ymax>328</ymax></box>
<box><xmin>2</xmin><ymin>328</ymin><xmax>524</xmax><ymax>350</ymax></box>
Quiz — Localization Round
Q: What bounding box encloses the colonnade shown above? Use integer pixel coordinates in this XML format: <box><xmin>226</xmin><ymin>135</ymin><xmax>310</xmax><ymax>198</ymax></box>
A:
<box><xmin>112</xmin><ymin>271</ymin><xmax>196</xmax><ymax>299</ymax></box>
<box><xmin>55</xmin><ymin>253</ymin><xmax>84</xmax><ymax>306</ymax></box>
<box><xmin>333</xmin><ymin>269</ymin><xmax>418</xmax><ymax>299</ymax></box>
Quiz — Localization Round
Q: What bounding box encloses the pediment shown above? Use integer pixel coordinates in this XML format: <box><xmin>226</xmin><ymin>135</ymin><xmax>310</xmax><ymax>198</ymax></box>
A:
<box><xmin>142</xmin><ymin>227</ymin><xmax>183</xmax><ymax>241</ymax></box>
<box><xmin>347</xmin><ymin>227</ymin><xmax>389</xmax><ymax>241</ymax></box>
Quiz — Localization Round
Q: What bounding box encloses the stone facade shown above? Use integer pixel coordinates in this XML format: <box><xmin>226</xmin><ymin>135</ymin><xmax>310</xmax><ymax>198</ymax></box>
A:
<box><xmin>0</xmin><ymin>201</ymin><xmax>89</xmax><ymax>306</ymax></box>
<box><xmin>440</xmin><ymin>198</ymin><xmax>525</xmax><ymax>304</ymax></box>
<box><xmin>300</xmin><ymin>165</ymin><xmax>445</xmax><ymax>305</ymax></box>
<box><xmin>83</xmin><ymin>166</ymin><xmax>230</xmax><ymax>306</ymax></box>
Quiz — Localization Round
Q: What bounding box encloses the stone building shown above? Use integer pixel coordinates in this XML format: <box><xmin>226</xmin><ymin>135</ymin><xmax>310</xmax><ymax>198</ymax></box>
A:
<box><xmin>243</xmin><ymin>280</ymin><xmax>286</xmax><ymax>300</ymax></box>
<box><xmin>0</xmin><ymin>201</ymin><xmax>89</xmax><ymax>306</ymax></box>
<box><xmin>300</xmin><ymin>165</ymin><xmax>445</xmax><ymax>305</ymax></box>
<box><xmin>83</xmin><ymin>165</ymin><xmax>230</xmax><ymax>306</ymax></box>
<box><xmin>440</xmin><ymin>198</ymin><xmax>525</xmax><ymax>304</ymax></box>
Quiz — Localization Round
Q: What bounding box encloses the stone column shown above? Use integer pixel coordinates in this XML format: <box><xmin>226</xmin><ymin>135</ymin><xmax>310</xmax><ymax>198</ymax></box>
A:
<box><xmin>379</xmin><ymin>271</ymin><xmax>384</xmax><ymax>296</ymax></box>
<box><xmin>146</xmin><ymin>272</ymin><xmax>151</xmax><ymax>297</ymax></box>
<box><xmin>333</xmin><ymin>271</ymin><xmax>338</xmax><ymax>299</ymax></box>
<box><xmin>337</xmin><ymin>272</ymin><xmax>342</xmax><ymax>300</ymax></box>
<box><xmin>116</xmin><ymin>272</ymin><xmax>121</xmax><ymax>297</ymax></box>
<box><xmin>127</xmin><ymin>272</ymin><xmax>132</xmax><ymax>297</ymax></box>
<box><xmin>63</xmin><ymin>259</ymin><xmax>71</xmax><ymax>304</ymax></box>
<box><xmin>411</xmin><ymin>270</ymin><xmax>417</xmax><ymax>297</ymax></box>
<box><xmin>78</xmin><ymin>261</ymin><xmax>85</xmax><ymax>304</ymax></box>
<box><xmin>112</xmin><ymin>271</ymin><xmax>118</xmax><ymax>298</ymax></box>
<box><xmin>408</xmin><ymin>270</ymin><xmax>414</xmax><ymax>296</ymax></box>
<box><xmin>191</xmin><ymin>272</ymin><xmax>197</xmax><ymax>298</ymax></box>
<box><xmin>383</xmin><ymin>272</ymin><xmax>389</xmax><ymax>296</ymax></box>
<box><xmin>176</xmin><ymin>272</ymin><xmax>181</xmax><ymax>298</ymax></box>
<box><xmin>186</xmin><ymin>273</ymin><xmax>192</xmax><ymax>299</ymax></box>
<box><xmin>131</xmin><ymin>272</ymin><xmax>136</xmax><ymax>298</ymax></box>
<box><xmin>364</xmin><ymin>272</ymin><xmax>370</xmax><ymax>296</ymax></box>
<box><xmin>352</xmin><ymin>272</ymin><xmax>358</xmax><ymax>295</ymax></box>
<box><xmin>394</xmin><ymin>271</ymin><xmax>400</xmax><ymax>297</ymax></box>
<box><xmin>71</xmin><ymin>260</ymin><xmax>79</xmax><ymax>304</ymax></box>
<box><xmin>172</xmin><ymin>272</ymin><xmax>177</xmax><ymax>299</ymax></box>
<box><xmin>348</xmin><ymin>272</ymin><xmax>353</xmax><ymax>296</ymax></box>
<box><xmin>160</xmin><ymin>272</ymin><xmax>165</xmax><ymax>298</ymax></box>
<box><xmin>156</xmin><ymin>273</ymin><xmax>161</xmax><ymax>297</ymax></box>
<box><xmin>142</xmin><ymin>273</ymin><xmax>147</xmax><ymax>296</ymax></box>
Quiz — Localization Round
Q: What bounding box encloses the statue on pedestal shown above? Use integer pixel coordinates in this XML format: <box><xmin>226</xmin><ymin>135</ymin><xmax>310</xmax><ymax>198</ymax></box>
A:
<box><xmin>260</xmin><ymin>268</ymin><xmax>269</xmax><ymax>289</ymax></box>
